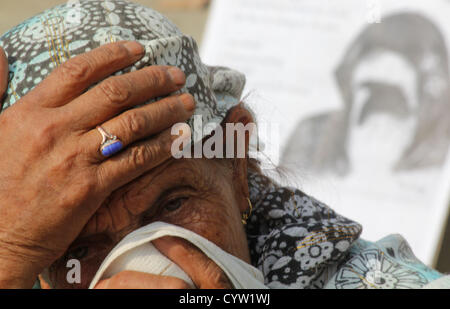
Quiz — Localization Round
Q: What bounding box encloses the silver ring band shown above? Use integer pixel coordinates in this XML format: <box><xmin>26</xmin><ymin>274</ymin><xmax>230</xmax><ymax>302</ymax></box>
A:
<box><xmin>97</xmin><ymin>126</ymin><xmax>124</xmax><ymax>157</ymax></box>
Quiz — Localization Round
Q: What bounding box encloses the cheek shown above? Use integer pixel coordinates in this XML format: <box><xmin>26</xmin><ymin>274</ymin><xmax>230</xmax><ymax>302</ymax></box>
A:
<box><xmin>157</xmin><ymin>197</ymin><xmax>245</xmax><ymax>256</ymax></box>
<box><xmin>49</xmin><ymin>246</ymin><xmax>112</xmax><ymax>289</ymax></box>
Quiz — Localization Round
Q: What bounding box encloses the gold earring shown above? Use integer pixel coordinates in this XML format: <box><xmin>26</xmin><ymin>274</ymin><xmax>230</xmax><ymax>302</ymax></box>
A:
<box><xmin>242</xmin><ymin>198</ymin><xmax>253</xmax><ymax>225</ymax></box>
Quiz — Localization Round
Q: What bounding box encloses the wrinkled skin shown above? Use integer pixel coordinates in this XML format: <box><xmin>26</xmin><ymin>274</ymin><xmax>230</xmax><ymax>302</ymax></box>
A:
<box><xmin>0</xmin><ymin>43</ymin><xmax>195</xmax><ymax>288</ymax></box>
<box><xmin>43</xmin><ymin>105</ymin><xmax>255</xmax><ymax>289</ymax></box>
<box><xmin>45</xmin><ymin>156</ymin><xmax>251</xmax><ymax>288</ymax></box>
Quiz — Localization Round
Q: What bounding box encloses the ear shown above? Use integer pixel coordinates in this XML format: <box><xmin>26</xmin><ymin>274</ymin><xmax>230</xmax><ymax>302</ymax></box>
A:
<box><xmin>0</xmin><ymin>47</ymin><xmax>8</xmax><ymax>103</ymax></box>
<box><xmin>222</xmin><ymin>104</ymin><xmax>255</xmax><ymax>213</ymax></box>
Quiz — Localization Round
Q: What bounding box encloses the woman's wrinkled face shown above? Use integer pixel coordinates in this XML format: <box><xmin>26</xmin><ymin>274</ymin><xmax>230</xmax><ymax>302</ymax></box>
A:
<box><xmin>45</xmin><ymin>156</ymin><xmax>250</xmax><ymax>289</ymax></box>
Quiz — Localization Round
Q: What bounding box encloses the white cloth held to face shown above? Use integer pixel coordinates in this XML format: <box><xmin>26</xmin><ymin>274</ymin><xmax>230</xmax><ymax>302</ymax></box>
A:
<box><xmin>88</xmin><ymin>222</ymin><xmax>267</xmax><ymax>289</ymax></box>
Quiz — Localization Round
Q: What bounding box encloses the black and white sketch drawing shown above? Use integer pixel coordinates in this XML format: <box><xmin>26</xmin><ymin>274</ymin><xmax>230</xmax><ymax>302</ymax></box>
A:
<box><xmin>282</xmin><ymin>13</ymin><xmax>450</xmax><ymax>177</ymax></box>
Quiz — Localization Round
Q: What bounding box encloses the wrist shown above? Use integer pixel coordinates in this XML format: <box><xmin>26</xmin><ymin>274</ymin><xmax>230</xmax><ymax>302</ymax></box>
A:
<box><xmin>0</xmin><ymin>271</ymin><xmax>37</xmax><ymax>288</ymax></box>
<box><xmin>0</xmin><ymin>258</ymin><xmax>40</xmax><ymax>288</ymax></box>
<box><xmin>0</xmin><ymin>244</ymin><xmax>43</xmax><ymax>289</ymax></box>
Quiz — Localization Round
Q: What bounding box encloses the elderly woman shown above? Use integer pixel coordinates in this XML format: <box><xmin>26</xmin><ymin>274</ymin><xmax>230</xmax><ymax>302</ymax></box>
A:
<box><xmin>0</xmin><ymin>0</ymin><xmax>448</xmax><ymax>289</ymax></box>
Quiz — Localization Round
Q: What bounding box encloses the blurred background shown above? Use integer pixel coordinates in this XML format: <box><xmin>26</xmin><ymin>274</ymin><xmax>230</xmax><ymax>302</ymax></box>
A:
<box><xmin>1</xmin><ymin>0</ymin><xmax>449</xmax><ymax>273</ymax></box>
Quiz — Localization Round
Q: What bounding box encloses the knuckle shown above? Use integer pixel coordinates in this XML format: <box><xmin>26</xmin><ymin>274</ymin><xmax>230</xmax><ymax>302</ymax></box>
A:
<box><xmin>99</xmin><ymin>43</ymin><xmax>129</xmax><ymax>65</ymax></box>
<box><xmin>59</xmin><ymin>56</ymin><xmax>92</xmax><ymax>84</ymax></box>
<box><xmin>31</xmin><ymin>122</ymin><xmax>57</xmax><ymax>147</ymax></box>
<box><xmin>130</xmin><ymin>147</ymin><xmax>147</xmax><ymax>167</ymax></box>
<box><xmin>98</xmin><ymin>78</ymin><xmax>131</xmax><ymax>105</ymax></box>
<box><xmin>211</xmin><ymin>268</ymin><xmax>232</xmax><ymax>288</ymax></box>
<box><xmin>146</xmin><ymin>67</ymin><xmax>169</xmax><ymax>88</ymax></box>
<box><xmin>130</xmin><ymin>144</ymin><xmax>158</xmax><ymax>168</ymax></box>
<box><xmin>123</xmin><ymin>110</ymin><xmax>145</xmax><ymax>135</ymax></box>
<box><xmin>167</xmin><ymin>97</ymin><xmax>182</xmax><ymax>115</ymax></box>
<box><xmin>203</xmin><ymin>262</ymin><xmax>232</xmax><ymax>288</ymax></box>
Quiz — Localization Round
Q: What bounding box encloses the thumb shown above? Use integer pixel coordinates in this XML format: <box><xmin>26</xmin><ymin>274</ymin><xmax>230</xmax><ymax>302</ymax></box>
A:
<box><xmin>153</xmin><ymin>236</ymin><xmax>233</xmax><ymax>289</ymax></box>
<box><xmin>0</xmin><ymin>47</ymin><xmax>8</xmax><ymax>99</ymax></box>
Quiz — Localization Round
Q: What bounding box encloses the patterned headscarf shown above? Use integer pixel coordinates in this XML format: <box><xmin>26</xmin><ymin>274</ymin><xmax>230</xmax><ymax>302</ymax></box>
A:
<box><xmin>0</xmin><ymin>0</ymin><xmax>246</xmax><ymax>144</ymax></box>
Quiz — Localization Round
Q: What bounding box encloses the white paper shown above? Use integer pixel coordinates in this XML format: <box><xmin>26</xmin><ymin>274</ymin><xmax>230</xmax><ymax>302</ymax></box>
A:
<box><xmin>201</xmin><ymin>0</ymin><xmax>450</xmax><ymax>266</ymax></box>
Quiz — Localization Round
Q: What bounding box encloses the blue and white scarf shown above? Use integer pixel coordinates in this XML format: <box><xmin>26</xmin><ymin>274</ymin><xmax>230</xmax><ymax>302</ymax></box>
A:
<box><xmin>246</xmin><ymin>170</ymin><xmax>445</xmax><ymax>289</ymax></box>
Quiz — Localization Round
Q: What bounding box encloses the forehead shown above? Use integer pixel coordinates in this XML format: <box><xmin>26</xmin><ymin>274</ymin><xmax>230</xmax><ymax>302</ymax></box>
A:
<box><xmin>151</xmin><ymin>156</ymin><xmax>232</xmax><ymax>183</ymax></box>
<box><xmin>75</xmin><ymin>157</ymin><xmax>234</xmax><ymax>240</ymax></box>
<box><xmin>109</xmin><ymin>157</ymin><xmax>234</xmax><ymax>209</ymax></box>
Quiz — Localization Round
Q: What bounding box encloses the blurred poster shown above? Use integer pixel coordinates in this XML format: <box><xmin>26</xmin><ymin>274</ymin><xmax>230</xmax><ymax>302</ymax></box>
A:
<box><xmin>201</xmin><ymin>0</ymin><xmax>450</xmax><ymax>265</ymax></box>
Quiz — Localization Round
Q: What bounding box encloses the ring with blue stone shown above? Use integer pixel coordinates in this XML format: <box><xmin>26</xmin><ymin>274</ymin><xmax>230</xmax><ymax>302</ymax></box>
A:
<box><xmin>97</xmin><ymin>126</ymin><xmax>124</xmax><ymax>157</ymax></box>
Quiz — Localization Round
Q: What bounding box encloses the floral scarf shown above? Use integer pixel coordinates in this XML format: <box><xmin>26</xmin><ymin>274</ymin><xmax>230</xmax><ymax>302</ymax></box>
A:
<box><xmin>246</xmin><ymin>170</ymin><xmax>444</xmax><ymax>289</ymax></box>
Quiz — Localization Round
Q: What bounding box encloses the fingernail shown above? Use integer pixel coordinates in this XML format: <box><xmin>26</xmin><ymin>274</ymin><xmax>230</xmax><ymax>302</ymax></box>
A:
<box><xmin>153</xmin><ymin>237</ymin><xmax>183</xmax><ymax>254</ymax></box>
<box><xmin>179</xmin><ymin>94</ymin><xmax>196</xmax><ymax>112</ymax></box>
<box><xmin>123</xmin><ymin>41</ymin><xmax>144</xmax><ymax>57</ymax></box>
<box><xmin>168</xmin><ymin>67</ymin><xmax>186</xmax><ymax>86</ymax></box>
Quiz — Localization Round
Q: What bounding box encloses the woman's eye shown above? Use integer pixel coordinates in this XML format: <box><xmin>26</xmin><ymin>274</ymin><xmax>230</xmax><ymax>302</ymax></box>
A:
<box><xmin>164</xmin><ymin>197</ymin><xmax>187</xmax><ymax>212</ymax></box>
<box><xmin>67</xmin><ymin>246</ymin><xmax>89</xmax><ymax>260</ymax></box>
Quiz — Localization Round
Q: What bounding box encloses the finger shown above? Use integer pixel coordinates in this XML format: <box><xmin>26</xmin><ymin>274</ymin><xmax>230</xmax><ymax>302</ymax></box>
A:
<box><xmin>82</xmin><ymin>93</ymin><xmax>195</xmax><ymax>162</ymax></box>
<box><xmin>67</xmin><ymin>65</ymin><xmax>186</xmax><ymax>130</ymax></box>
<box><xmin>24</xmin><ymin>41</ymin><xmax>145</xmax><ymax>108</ymax></box>
<box><xmin>153</xmin><ymin>237</ymin><xmax>233</xmax><ymax>289</ymax></box>
<box><xmin>96</xmin><ymin>126</ymin><xmax>191</xmax><ymax>191</ymax></box>
<box><xmin>0</xmin><ymin>47</ymin><xmax>8</xmax><ymax>101</ymax></box>
<box><xmin>94</xmin><ymin>271</ymin><xmax>191</xmax><ymax>289</ymax></box>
